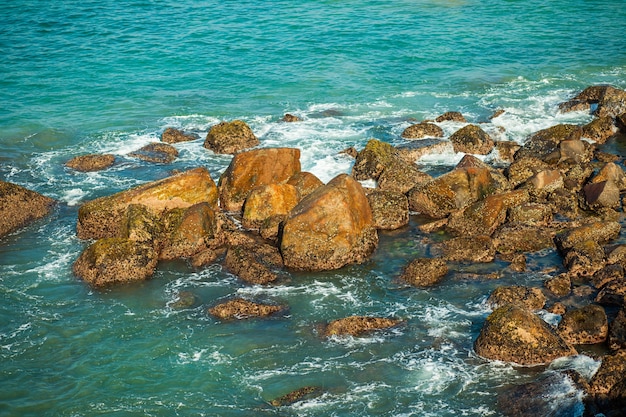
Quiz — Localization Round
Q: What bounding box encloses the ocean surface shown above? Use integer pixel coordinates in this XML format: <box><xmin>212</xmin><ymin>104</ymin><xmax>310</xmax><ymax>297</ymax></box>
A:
<box><xmin>1</xmin><ymin>0</ymin><xmax>626</xmax><ymax>415</ymax></box>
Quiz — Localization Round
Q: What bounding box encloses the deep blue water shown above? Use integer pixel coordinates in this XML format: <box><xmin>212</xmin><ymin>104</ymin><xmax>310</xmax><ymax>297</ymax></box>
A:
<box><xmin>1</xmin><ymin>0</ymin><xmax>626</xmax><ymax>415</ymax></box>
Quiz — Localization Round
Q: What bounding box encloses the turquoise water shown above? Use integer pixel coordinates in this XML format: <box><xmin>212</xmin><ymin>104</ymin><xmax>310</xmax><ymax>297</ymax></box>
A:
<box><xmin>1</xmin><ymin>0</ymin><xmax>625</xmax><ymax>415</ymax></box>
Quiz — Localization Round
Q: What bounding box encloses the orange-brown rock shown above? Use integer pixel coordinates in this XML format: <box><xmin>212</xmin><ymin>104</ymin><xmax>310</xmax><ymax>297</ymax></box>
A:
<box><xmin>242</xmin><ymin>184</ymin><xmax>299</xmax><ymax>229</ymax></box>
<box><xmin>218</xmin><ymin>147</ymin><xmax>301</xmax><ymax>212</ymax></box>
<box><xmin>72</xmin><ymin>238</ymin><xmax>158</xmax><ymax>288</ymax></box>
<box><xmin>584</xmin><ymin>180</ymin><xmax>621</xmax><ymax>210</ymax></box>
<box><xmin>589</xmin><ymin>349</ymin><xmax>626</xmax><ymax>395</ymax></box>
<box><xmin>583</xmin><ymin>116</ymin><xmax>617</xmax><ymax>144</ymax></box>
<box><xmin>323</xmin><ymin>316</ymin><xmax>402</xmax><ymax>337</ymax></box>
<box><xmin>269</xmin><ymin>386</ymin><xmax>323</xmax><ymax>407</ymax></box>
<box><xmin>449</xmin><ymin>124</ymin><xmax>494</xmax><ymax>155</ymax></box>
<box><xmin>544</xmin><ymin>273</ymin><xmax>572</xmax><ymax>297</ymax></box>
<box><xmin>208</xmin><ymin>298</ymin><xmax>284</xmax><ymax>320</ymax></box>
<box><xmin>160</xmin><ymin>202</ymin><xmax>218</xmax><ymax>260</ymax></box>
<box><xmin>609</xmin><ymin>308</ymin><xmax>626</xmax><ymax>351</ymax></box>
<box><xmin>161</xmin><ymin>127</ymin><xmax>199</xmax><ymax>143</ymax></box>
<box><xmin>128</xmin><ymin>142</ymin><xmax>179</xmax><ymax>163</ymax></box>
<box><xmin>474</xmin><ymin>304</ymin><xmax>577</xmax><ymax>366</ymax></box>
<box><xmin>65</xmin><ymin>154</ymin><xmax>115</xmax><ymax>172</ymax></box>
<box><xmin>397</xmin><ymin>140</ymin><xmax>450</xmax><ymax>162</ymax></box>
<box><xmin>366</xmin><ymin>190</ymin><xmax>409</xmax><ymax>230</ymax></box>
<box><xmin>286</xmin><ymin>171</ymin><xmax>323</xmax><ymax>198</ymax></box>
<box><xmin>77</xmin><ymin>167</ymin><xmax>218</xmax><ymax>240</ymax></box>
<box><xmin>282</xmin><ymin>113</ymin><xmax>301</xmax><ymax>122</ymax></box>
<box><xmin>506</xmin><ymin>157</ymin><xmax>551</xmax><ymax>188</ymax></box>
<box><xmin>557</xmin><ymin>304</ymin><xmax>608</xmax><ymax>345</ymax></box>
<box><xmin>508</xmin><ymin>203</ymin><xmax>553</xmax><ymax>226</ymax></box>
<box><xmin>408</xmin><ymin>166</ymin><xmax>496</xmax><ymax>219</ymax></box>
<box><xmin>0</xmin><ymin>181</ymin><xmax>56</xmax><ymax>239</ymax></box>
<box><xmin>487</xmin><ymin>286</ymin><xmax>546</xmax><ymax>310</ymax></box>
<box><xmin>203</xmin><ymin>120</ymin><xmax>259</xmax><ymax>154</ymax></box>
<box><xmin>591</xmin><ymin>162</ymin><xmax>626</xmax><ymax>190</ymax></box>
<box><xmin>401</xmin><ymin>122</ymin><xmax>444</xmax><ymax>139</ymax></box>
<box><xmin>280</xmin><ymin>174</ymin><xmax>378</xmax><ymax>271</ymax></box>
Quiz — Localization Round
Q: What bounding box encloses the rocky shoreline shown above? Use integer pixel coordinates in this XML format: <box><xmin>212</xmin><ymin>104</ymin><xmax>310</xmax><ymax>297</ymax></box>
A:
<box><xmin>2</xmin><ymin>84</ymin><xmax>626</xmax><ymax>415</ymax></box>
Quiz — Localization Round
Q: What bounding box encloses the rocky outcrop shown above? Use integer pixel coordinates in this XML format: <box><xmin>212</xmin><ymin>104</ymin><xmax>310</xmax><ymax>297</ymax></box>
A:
<box><xmin>161</xmin><ymin>127</ymin><xmax>199</xmax><ymax>143</ymax></box>
<box><xmin>65</xmin><ymin>154</ymin><xmax>115</xmax><ymax>172</ymax></box>
<box><xmin>129</xmin><ymin>142</ymin><xmax>179</xmax><ymax>163</ymax></box>
<box><xmin>366</xmin><ymin>190</ymin><xmax>409</xmax><ymax>230</ymax></box>
<box><xmin>582</xmin><ymin>116</ymin><xmax>617</xmax><ymax>144</ymax></box>
<box><xmin>218</xmin><ymin>147</ymin><xmax>301</xmax><ymax>212</ymax></box>
<box><xmin>0</xmin><ymin>181</ymin><xmax>55</xmax><ymax>239</ymax></box>
<box><xmin>401</xmin><ymin>122</ymin><xmax>444</xmax><ymax>139</ymax></box>
<box><xmin>449</xmin><ymin>124</ymin><xmax>494</xmax><ymax>155</ymax></box>
<box><xmin>514</xmin><ymin>124</ymin><xmax>583</xmax><ymax>163</ymax></box>
<box><xmin>589</xmin><ymin>349</ymin><xmax>626</xmax><ymax>395</ymax></box>
<box><xmin>280</xmin><ymin>174</ymin><xmax>378</xmax><ymax>271</ymax></box>
<box><xmin>72</xmin><ymin>238</ymin><xmax>158</xmax><ymax>288</ymax></box>
<box><xmin>487</xmin><ymin>286</ymin><xmax>546</xmax><ymax>311</ymax></box>
<box><xmin>208</xmin><ymin>298</ymin><xmax>285</xmax><ymax>320</ymax></box>
<box><xmin>204</xmin><ymin>120</ymin><xmax>259</xmax><ymax>154</ymax></box>
<box><xmin>474</xmin><ymin>304</ymin><xmax>577</xmax><ymax>366</ymax></box>
<box><xmin>400</xmin><ymin>258</ymin><xmax>448</xmax><ymax>287</ymax></box>
<box><xmin>77</xmin><ymin>167</ymin><xmax>218</xmax><ymax>240</ymax></box>
<box><xmin>557</xmin><ymin>304</ymin><xmax>608</xmax><ymax>345</ymax></box>
<box><xmin>323</xmin><ymin>316</ymin><xmax>402</xmax><ymax>337</ymax></box>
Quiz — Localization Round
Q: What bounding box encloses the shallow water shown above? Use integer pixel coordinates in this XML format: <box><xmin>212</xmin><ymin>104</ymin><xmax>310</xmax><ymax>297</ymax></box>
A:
<box><xmin>1</xmin><ymin>0</ymin><xmax>626</xmax><ymax>415</ymax></box>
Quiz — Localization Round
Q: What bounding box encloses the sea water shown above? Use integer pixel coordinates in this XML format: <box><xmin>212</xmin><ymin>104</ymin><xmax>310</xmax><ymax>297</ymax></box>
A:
<box><xmin>1</xmin><ymin>0</ymin><xmax>625</xmax><ymax>415</ymax></box>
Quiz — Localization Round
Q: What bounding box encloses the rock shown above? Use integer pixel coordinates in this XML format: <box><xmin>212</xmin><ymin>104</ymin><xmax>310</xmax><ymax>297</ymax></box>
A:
<box><xmin>522</xmin><ymin>169</ymin><xmax>564</xmax><ymax>199</ymax></box>
<box><xmin>435</xmin><ymin>111</ymin><xmax>466</xmax><ymax>123</ymax></box>
<box><xmin>487</xmin><ymin>286</ymin><xmax>546</xmax><ymax>310</ymax></box>
<box><xmin>548</xmin><ymin>188</ymin><xmax>581</xmax><ymax>219</ymax></box>
<box><xmin>555</xmin><ymin>221</ymin><xmax>621</xmax><ymax>253</ymax></box>
<box><xmin>208</xmin><ymin>298</ymin><xmax>284</xmax><ymax>320</ymax></box>
<box><xmin>77</xmin><ymin>167</ymin><xmax>218</xmax><ymax>240</ymax></box>
<box><xmin>169</xmin><ymin>290</ymin><xmax>200</xmax><ymax>309</ymax></box>
<box><xmin>129</xmin><ymin>142</ymin><xmax>179</xmax><ymax>163</ymax></box>
<box><xmin>204</xmin><ymin>120</ymin><xmax>259</xmax><ymax>154</ymax></box>
<box><xmin>591</xmin><ymin>162</ymin><xmax>626</xmax><ymax>191</ymax></box>
<box><xmin>589</xmin><ymin>349</ymin><xmax>626</xmax><ymax>395</ymax></box>
<box><xmin>455</xmin><ymin>154</ymin><xmax>510</xmax><ymax>193</ymax></box>
<box><xmin>65</xmin><ymin>154</ymin><xmax>115</xmax><ymax>172</ymax></box>
<box><xmin>407</xmin><ymin>166</ymin><xmax>497</xmax><ymax>218</ymax></box>
<box><xmin>323</xmin><ymin>316</ymin><xmax>402</xmax><ymax>337</ymax></box>
<box><xmin>583</xmin><ymin>116</ymin><xmax>617</xmax><ymax>144</ymax></box>
<box><xmin>584</xmin><ymin>180</ymin><xmax>621</xmax><ymax>210</ymax></box>
<box><xmin>608</xmin><ymin>245</ymin><xmax>626</xmax><ymax>266</ymax></box>
<box><xmin>282</xmin><ymin>113</ymin><xmax>301</xmax><ymax>122</ymax></box>
<box><xmin>366</xmin><ymin>190</ymin><xmax>409</xmax><ymax>230</ymax></box>
<box><xmin>160</xmin><ymin>202</ymin><xmax>218</xmax><ymax>260</ymax></box>
<box><xmin>435</xmin><ymin>235</ymin><xmax>495</xmax><ymax>263</ymax></box>
<box><xmin>190</xmin><ymin>247</ymin><xmax>224</xmax><ymax>269</ymax></box>
<box><xmin>547</xmin><ymin>302</ymin><xmax>567</xmax><ymax>315</ymax></box>
<box><xmin>563</xmin><ymin>240</ymin><xmax>606</xmax><ymax>277</ymax></box>
<box><xmin>507</xmin><ymin>253</ymin><xmax>527</xmax><ymax>272</ymax></box>
<box><xmin>617</xmin><ymin>113</ymin><xmax>626</xmax><ymax>133</ymax></box>
<box><xmin>490</xmin><ymin>109</ymin><xmax>506</xmax><ymax>119</ymax></box>
<box><xmin>592</xmin><ymin>264</ymin><xmax>624</xmax><ymax>289</ymax></box>
<box><xmin>474</xmin><ymin>304</ymin><xmax>576</xmax><ymax>366</ymax></box>
<box><xmin>557</xmin><ymin>304</ymin><xmax>608</xmax><ymax>345</ymax></box>
<box><xmin>507</xmin><ymin>203</ymin><xmax>553</xmax><ymax>226</ymax></box>
<box><xmin>446</xmin><ymin>190</ymin><xmax>529</xmax><ymax>237</ymax></box>
<box><xmin>514</xmin><ymin>124</ymin><xmax>582</xmax><ymax>163</ymax></box>
<box><xmin>595</xmin><ymin>86</ymin><xmax>626</xmax><ymax>118</ymax></box>
<box><xmin>506</xmin><ymin>157</ymin><xmax>551</xmax><ymax>188</ymax></box>
<box><xmin>396</xmin><ymin>140</ymin><xmax>450</xmax><ymax>162</ymax></box>
<box><xmin>595</xmin><ymin>277</ymin><xmax>626</xmax><ymax>306</ymax></box>
<box><xmin>609</xmin><ymin>308</ymin><xmax>626</xmax><ymax>351</ymax></box>
<box><xmin>352</xmin><ymin>139</ymin><xmax>399</xmax><ymax>181</ymax></box>
<box><xmin>376</xmin><ymin>157</ymin><xmax>432</xmax><ymax>194</ymax></box>
<box><xmin>223</xmin><ymin>242</ymin><xmax>283</xmax><ymax>285</ymax></box>
<box><xmin>280</xmin><ymin>174</ymin><xmax>378</xmax><ymax>271</ymax></box>
<box><xmin>493</xmin><ymin>224</ymin><xmax>555</xmax><ymax>255</ymax></box>
<box><xmin>72</xmin><ymin>238</ymin><xmax>158</xmax><ymax>288</ymax></box>
<box><xmin>119</xmin><ymin>204</ymin><xmax>164</xmax><ymax>245</ymax></box>
<box><xmin>242</xmin><ymin>184</ymin><xmax>299</xmax><ymax>229</ymax></box>
<box><xmin>339</xmin><ymin>146</ymin><xmax>359</xmax><ymax>158</ymax></box>
<box><xmin>495</xmin><ymin>141</ymin><xmax>521</xmax><ymax>163</ymax></box>
<box><xmin>449</xmin><ymin>124</ymin><xmax>494</xmax><ymax>155</ymax></box>
<box><xmin>286</xmin><ymin>171</ymin><xmax>323</xmax><ymax>198</ymax></box>
<box><xmin>401</xmin><ymin>122</ymin><xmax>444</xmax><ymax>139</ymax></box>
<box><xmin>558</xmin><ymin>85</ymin><xmax>612</xmax><ymax>113</ymax></box>
<box><xmin>161</xmin><ymin>127</ymin><xmax>199</xmax><ymax>144</ymax></box>
<box><xmin>0</xmin><ymin>181</ymin><xmax>55</xmax><ymax>239</ymax></box>
<box><xmin>545</xmin><ymin>273</ymin><xmax>572</xmax><ymax>298</ymax></box>
<box><xmin>400</xmin><ymin>258</ymin><xmax>448</xmax><ymax>287</ymax></box>
<box><xmin>269</xmin><ymin>386</ymin><xmax>323</xmax><ymax>407</ymax></box>
<box><xmin>218</xmin><ymin>147</ymin><xmax>301</xmax><ymax>212</ymax></box>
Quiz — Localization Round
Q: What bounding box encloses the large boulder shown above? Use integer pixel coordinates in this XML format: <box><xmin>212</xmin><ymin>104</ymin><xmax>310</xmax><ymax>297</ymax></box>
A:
<box><xmin>352</xmin><ymin>139</ymin><xmax>399</xmax><ymax>181</ymax></box>
<box><xmin>128</xmin><ymin>142</ymin><xmax>179</xmax><ymax>164</ymax></box>
<box><xmin>161</xmin><ymin>127</ymin><xmax>199</xmax><ymax>143</ymax></box>
<box><xmin>401</xmin><ymin>122</ymin><xmax>444</xmax><ymax>139</ymax></box>
<box><xmin>474</xmin><ymin>304</ymin><xmax>577</xmax><ymax>366</ymax></box>
<box><xmin>399</xmin><ymin>258</ymin><xmax>448</xmax><ymax>287</ymax></box>
<box><xmin>242</xmin><ymin>183</ymin><xmax>299</xmax><ymax>229</ymax></box>
<box><xmin>557</xmin><ymin>304</ymin><xmax>608</xmax><ymax>345</ymax></box>
<box><xmin>218</xmin><ymin>147</ymin><xmax>301</xmax><ymax>212</ymax></box>
<box><xmin>582</xmin><ymin>116</ymin><xmax>617</xmax><ymax>144</ymax></box>
<box><xmin>584</xmin><ymin>180</ymin><xmax>621</xmax><ymax>210</ymax></box>
<box><xmin>203</xmin><ymin>120</ymin><xmax>259</xmax><ymax>154</ymax></box>
<box><xmin>323</xmin><ymin>316</ymin><xmax>402</xmax><ymax>337</ymax></box>
<box><xmin>77</xmin><ymin>167</ymin><xmax>218</xmax><ymax>240</ymax></box>
<box><xmin>280</xmin><ymin>174</ymin><xmax>378</xmax><ymax>271</ymax></box>
<box><xmin>0</xmin><ymin>181</ymin><xmax>55</xmax><ymax>239</ymax></box>
<box><xmin>160</xmin><ymin>202</ymin><xmax>218</xmax><ymax>260</ymax></box>
<box><xmin>589</xmin><ymin>349</ymin><xmax>626</xmax><ymax>395</ymax></box>
<box><xmin>449</xmin><ymin>124</ymin><xmax>494</xmax><ymax>155</ymax></box>
<box><xmin>72</xmin><ymin>238</ymin><xmax>158</xmax><ymax>288</ymax></box>
<box><xmin>65</xmin><ymin>154</ymin><xmax>115</xmax><ymax>172</ymax></box>
<box><xmin>286</xmin><ymin>171</ymin><xmax>323</xmax><ymax>198</ymax></box>
<box><xmin>559</xmin><ymin>85</ymin><xmax>626</xmax><ymax>118</ymax></box>
<box><xmin>506</xmin><ymin>157</ymin><xmax>551</xmax><ymax>188</ymax></box>
<box><xmin>407</xmin><ymin>167</ymin><xmax>496</xmax><ymax>218</ymax></box>
<box><xmin>609</xmin><ymin>308</ymin><xmax>626</xmax><ymax>351</ymax></box>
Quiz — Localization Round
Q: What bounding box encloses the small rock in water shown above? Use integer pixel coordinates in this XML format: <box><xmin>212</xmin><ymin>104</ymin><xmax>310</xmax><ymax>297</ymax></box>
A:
<box><xmin>169</xmin><ymin>291</ymin><xmax>200</xmax><ymax>310</ymax></box>
<box><xmin>65</xmin><ymin>153</ymin><xmax>115</xmax><ymax>172</ymax></box>
<box><xmin>161</xmin><ymin>127</ymin><xmax>199</xmax><ymax>143</ymax></box>
<box><xmin>269</xmin><ymin>386</ymin><xmax>323</xmax><ymax>407</ymax></box>
<box><xmin>323</xmin><ymin>316</ymin><xmax>402</xmax><ymax>337</ymax></box>
<box><xmin>208</xmin><ymin>298</ymin><xmax>284</xmax><ymax>320</ymax></box>
<box><xmin>129</xmin><ymin>142</ymin><xmax>179</xmax><ymax>164</ymax></box>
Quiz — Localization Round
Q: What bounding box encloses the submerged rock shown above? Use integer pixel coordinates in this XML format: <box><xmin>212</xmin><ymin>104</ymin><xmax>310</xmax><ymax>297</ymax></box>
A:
<box><xmin>65</xmin><ymin>153</ymin><xmax>115</xmax><ymax>172</ymax></box>
<box><xmin>203</xmin><ymin>120</ymin><xmax>259</xmax><ymax>154</ymax></box>
<box><xmin>282</xmin><ymin>113</ymin><xmax>301</xmax><ymax>122</ymax></box>
<box><xmin>280</xmin><ymin>174</ymin><xmax>378</xmax><ymax>271</ymax></box>
<box><xmin>435</xmin><ymin>235</ymin><xmax>495</xmax><ymax>263</ymax></box>
<box><xmin>474</xmin><ymin>304</ymin><xmax>577</xmax><ymax>366</ymax></box>
<box><xmin>208</xmin><ymin>298</ymin><xmax>284</xmax><ymax>320</ymax></box>
<box><xmin>0</xmin><ymin>181</ymin><xmax>56</xmax><ymax>239</ymax></box>
<box><xmin>323</xmin><ymin>316</ymin><xmax>402</xmax><ymax>337</ymax></box>
<box><xmin>269</xmin><ymin>386</ymin><xmax>323</xmax><ymax>407</ymax></box>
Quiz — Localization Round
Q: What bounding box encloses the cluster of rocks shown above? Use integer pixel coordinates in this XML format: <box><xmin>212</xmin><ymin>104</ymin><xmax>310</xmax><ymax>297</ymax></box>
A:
<box><xmin>3</xmin><ymin>85</ymin><xmax>626</xmax><ymax>411</ymax></box>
